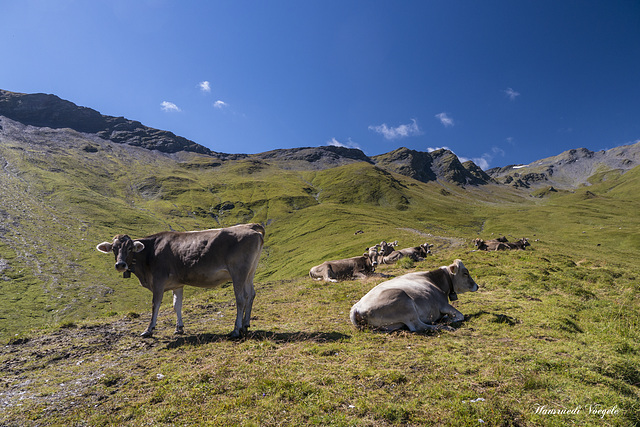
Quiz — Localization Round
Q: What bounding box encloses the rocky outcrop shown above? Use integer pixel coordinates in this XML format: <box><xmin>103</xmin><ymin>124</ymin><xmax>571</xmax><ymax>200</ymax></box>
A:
<box><xmin>372</xmin><ymin>147</ymin><xmax>492</xmax><ymax>186</ymax></box>
<box><xmin>487</xmin><ymin>143</ymin><xmax>640</xmax><ymax>189</ymax></box>
<box><xmin>0</xmin><ymin>90</ymin><xmax>212</xmax><ymax>155</ymax></box>
<box><xmin>251</xmin><ymin>146</ymin><xmax>373</xmax><ymax>170</ymax></box>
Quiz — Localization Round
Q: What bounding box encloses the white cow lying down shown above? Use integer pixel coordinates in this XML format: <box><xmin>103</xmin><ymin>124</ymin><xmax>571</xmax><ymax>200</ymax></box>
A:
<box><xmin>350</xmin><ymin>259</ymin><xmax>478</xmax><ymax>332</ymax></box>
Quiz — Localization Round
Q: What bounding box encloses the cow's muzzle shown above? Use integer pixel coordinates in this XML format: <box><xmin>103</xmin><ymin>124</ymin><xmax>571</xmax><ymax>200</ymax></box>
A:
<box><xmin>115</xmin><ymin>261</ymin><xmax>128</xmax><ymax>272</ymax></box>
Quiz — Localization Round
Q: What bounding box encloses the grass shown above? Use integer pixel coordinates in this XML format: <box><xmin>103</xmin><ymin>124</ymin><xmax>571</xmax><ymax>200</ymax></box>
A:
<box><xmin>1</xmin><ymin>127</ymin><xmax>639</xmax><ymax>425</ymax></box>
<box><xmin>2</xmin><ymin>246</ymin><xmax>638</xmax><ymax>425</ymax></box>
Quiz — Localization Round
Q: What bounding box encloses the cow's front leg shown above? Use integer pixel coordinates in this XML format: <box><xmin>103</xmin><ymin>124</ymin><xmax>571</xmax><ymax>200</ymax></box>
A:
<box><xmin>142</xmin><ymin>288</ymin><xmax>164</xmax><ymax>338</ymax></box>
<box><xmin>440</xmin><ymin>304</ymin><xmax>465</xmax><ymax>323</ymax></box>
<box><xmin>173</xmin><ymin>288</ymin><xmax>184</xmax><ymax>335</ymax></box>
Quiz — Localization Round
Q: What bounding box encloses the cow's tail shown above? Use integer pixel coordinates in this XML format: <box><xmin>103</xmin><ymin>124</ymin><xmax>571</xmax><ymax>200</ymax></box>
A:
<box><xmin>349</xmin><ymin>304</ymin><xmax>367</xmax><ymax>329</ymax></box>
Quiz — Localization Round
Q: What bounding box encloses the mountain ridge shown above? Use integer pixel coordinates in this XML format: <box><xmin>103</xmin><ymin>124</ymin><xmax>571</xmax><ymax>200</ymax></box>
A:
<box><xmin>0</xmin><ymin>89</ymin><xmax>490</xmax><ymax>186</ymax></box>
<box><xmin>2</xmin><ymin>89</ymin><xmax>640</xmax><ymax>189</ymax></box>
<box><xmin>487</xmin><ymin>142</ymin><xmax>640</xmax><ymax>189</ymax></box>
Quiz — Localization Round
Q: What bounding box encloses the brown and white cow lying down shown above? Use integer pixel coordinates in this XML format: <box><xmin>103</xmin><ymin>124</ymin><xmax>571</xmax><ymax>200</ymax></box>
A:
<box><xmin>97</xmin><ymin>223</ymin><xmax>265</xmax><ymax>338</ymax></box>
<box><xmin>309</xmin><ymin>246</ymin><xmax>379</xmax><ymax>282</ymax></box>
<box><xmin>382</xmin><ymin>243</ymin><xmax>433</xmax><ymax>264</ymax></box>
<box><xmin>350</xmin><ymin>259</ymin><xmax>478</xmax><ymax>332</ymax></box>
<box><xmin>474</xmin><ymin>237</ymin><xmax>530</xmax><ymax>251</ymax></box>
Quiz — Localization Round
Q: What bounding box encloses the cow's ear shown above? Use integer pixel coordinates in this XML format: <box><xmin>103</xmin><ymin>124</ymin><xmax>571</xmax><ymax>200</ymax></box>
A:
<box><xmin>449</xmin><ymin>259</ymin><xmax>465</xmax><ymax>274</ymax></box>
<box><xmin>96</xmin><ymin>242</ymin><xmax>113</xmax><ymax>253</ymax></box>
<box><xmin>133</xmin><ymin>241</ymin><xmax>145</xmax><ymax>253</ymax></box>
<box><xmin>448</xmin><ymin>263</ymin><xmax>458</xmax><ymax>275</ymax></box>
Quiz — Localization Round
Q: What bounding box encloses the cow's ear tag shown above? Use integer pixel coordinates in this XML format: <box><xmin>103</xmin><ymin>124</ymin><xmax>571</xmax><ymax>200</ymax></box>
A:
<box><xmin>449</xmin><ymin>291</ymin><xmax>458</xmax><ymax>302</ymax></box>
<box><xmin>123</xmin><ymin>271</ymin><xmax>131</xmax><ymax>279</ymax></box>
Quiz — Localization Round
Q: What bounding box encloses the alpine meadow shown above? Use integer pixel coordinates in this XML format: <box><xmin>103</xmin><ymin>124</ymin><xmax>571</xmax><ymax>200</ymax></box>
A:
<box><xmin>1</xmin><ymin>90</ymin><xmax>639</xmax><ymax>426</ymax></box>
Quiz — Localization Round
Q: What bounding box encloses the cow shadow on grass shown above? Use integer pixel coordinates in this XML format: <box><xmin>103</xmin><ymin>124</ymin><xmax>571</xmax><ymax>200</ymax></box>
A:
<box><xmin>464</xmin><ymin>310</ymin><xmax>521</xmax><ymax>326</ymax></box>
<box><xmin>165</xmin><ymin>330</ymin><xmax>350</xmax><ymax>349</ymax></box>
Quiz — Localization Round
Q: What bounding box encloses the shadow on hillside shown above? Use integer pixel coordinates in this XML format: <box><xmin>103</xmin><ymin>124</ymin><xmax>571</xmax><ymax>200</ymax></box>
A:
<box><xmin>165</xmin><ymin>330</ymin><xmax>350</xmax><ymax>349</ymax></box>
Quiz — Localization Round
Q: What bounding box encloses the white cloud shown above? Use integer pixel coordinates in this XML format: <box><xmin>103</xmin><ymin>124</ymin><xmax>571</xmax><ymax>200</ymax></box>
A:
<box><xmin>435</xmin><ymin>112</ymin><xmax>454</xmax><ymax>127</ymax></box>
<box><xmin>327</xmin><ymin>137</ymin><xmax>361</xmax><ymax>150</ymax></box>
<box><xmin>427</xmin><ymin>146</ymin><xmax>451</xmax><ymax>152</ymax></box>
<box><xmin>503</xmin><ymin>87</ymin><xmax>520</xmax><ymax>101</ymax></box>
<box><xmin>459</xmin><ymin>146</ymin><xmax>505</xmax><ymax>170</ymax></box>
<box><xmin>459</xmin><ymin>155</ymin><xmax>489</xmax><ymax>170</ymax></box>
<box><xmin>160</xmin><ymin>101</ymin><xmax>181</xmax><ymax>112</ymax></box>
<box><xmin>213</xmin><ymin>100</ymin><xmax>228</xmax><ymax>109</ymax></box>
<box><xmin>368</xmin><ymin>119</ymin><xmax>421</xmax><ymax>140</ymax></box>
<box><xmin>199</xmin><ymin>81</ymin><xmax>211</xmax><ymax>92</ymax></box>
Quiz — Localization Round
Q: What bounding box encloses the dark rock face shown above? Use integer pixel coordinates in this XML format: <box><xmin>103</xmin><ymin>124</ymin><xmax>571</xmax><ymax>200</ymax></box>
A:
<box><xmin>372</xmin><ymin>147</ymin><xmax>492</xmax><ymax>186</ymax></box>
<box><xmin>253</xmin><ymin>146</ymin><xmax>372</xmax><ymax>166</ymax></box>
<box><xmin>0</xmin><ymin>90</ymin><xmax>212</xmax><ymax>155</ymax></box>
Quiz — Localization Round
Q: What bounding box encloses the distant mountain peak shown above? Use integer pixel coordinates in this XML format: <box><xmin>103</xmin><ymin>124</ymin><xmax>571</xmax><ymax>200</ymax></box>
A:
<box><xmin>372</xmin><ymin>147</ymin><xmax>491</xmax><ymax>186</ymax></box>
<box><xmin>487</xmin><ymin>142</ymin><xmax>640</xmax><ymax>189</ymax></box>
<box><xmin>0</xmin><ymin>89</ymin><xmax>212</xmax><ymax>155</ymax></box>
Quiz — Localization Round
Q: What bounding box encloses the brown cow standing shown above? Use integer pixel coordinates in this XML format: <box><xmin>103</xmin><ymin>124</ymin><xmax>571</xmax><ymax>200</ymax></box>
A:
<box><xmin>97</xmin><ymin>223</ymin><xmax>265</xmax><ymax>338</ymax></box>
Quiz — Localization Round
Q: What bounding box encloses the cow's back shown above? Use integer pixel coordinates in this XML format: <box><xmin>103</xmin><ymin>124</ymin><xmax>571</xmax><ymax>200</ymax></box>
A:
<box><xmin>145</xmin><ymin>224</ymin><xmax>264</xmax><ymax>288</ymax></box>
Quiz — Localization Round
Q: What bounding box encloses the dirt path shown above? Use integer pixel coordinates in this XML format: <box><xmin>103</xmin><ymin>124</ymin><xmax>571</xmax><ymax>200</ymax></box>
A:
<box><xmin>397</xmin><ymin>227</ymin><xmax>467</xmax><ymax>251</ymax></box>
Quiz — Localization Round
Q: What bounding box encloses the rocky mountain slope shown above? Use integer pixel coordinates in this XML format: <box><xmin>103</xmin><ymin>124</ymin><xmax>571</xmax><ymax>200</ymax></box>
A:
<box><xmin>0</xmin><ymin>90</ymin><xmax>491</xmax><ymax>186</ymax></box>
<box><xmin>0</xmin><ymin>89</ymin><xmax>212</xmax><ymax>155</ymax></box>
<box><xmin>487</xmin><ymin>143</ymin><xmax>640</xmax><ymax>189</ymax></box>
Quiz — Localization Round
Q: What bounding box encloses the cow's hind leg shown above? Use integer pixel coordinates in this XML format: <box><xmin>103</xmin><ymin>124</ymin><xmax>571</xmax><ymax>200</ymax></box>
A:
<box><xmin>230</xmin><ymin>267</ymin><xmax>258</xmax><ymax>338</ymax></box>
<box><xmin>409</xmin><ymin>319</ymin><xmax>439</xmax><ymax>332</ymax></box>
<box><xmin>173</xmin><ymin>288</ymin><xmax>184</xmax><ymax>335</ymax></box>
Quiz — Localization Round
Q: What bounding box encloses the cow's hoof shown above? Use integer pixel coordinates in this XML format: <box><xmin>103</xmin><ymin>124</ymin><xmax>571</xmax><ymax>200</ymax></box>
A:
<box><xmin>174</xmin><ymin>327</ymin><xmax>184</xmax><ymax>335</ymax></box>
<box><xmin>141</xmin><ymin>330</ymin><xmax>153</xmax><ymax>338</ymax></box>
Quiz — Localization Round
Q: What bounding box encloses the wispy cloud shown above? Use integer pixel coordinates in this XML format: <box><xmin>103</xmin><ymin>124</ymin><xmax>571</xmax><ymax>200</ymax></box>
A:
<box><xmin>327</xmin><ymin>137</ymin><xmax>361</xmax><ymax>150</ymax></box>
<box><xmin>199</xmin><ymin>81</ymin><xmax>211</xmax><ymax>93</ymax></box>
<box><xmin>427</xmin><ymin>146</ymin><xmax>451</xmax><ymax>152</ymax></box>
<box><xmin>213</xmin><ymin>100</ymin><xmax>228</xmax><ymax>109</ymax></box>
<box><xmin>368</xmin><ymin>119</ymin><xmax>421</xmax><ymax>140</ymax></box>
<box><xmin>160</xmin><ymin>101</ymin><xmax>181</xmax><ymax>112</ymax></box>
<box><xmin>503</xmin><ymin>87</ymin><xmax>520</xmax><ymax>101</ymax></box>
<box><xmin>435</xmin><ymin>112</ymin><xmax>454</xmax><ymax>127</ymax></box>
<box><xmin>459</xmin><ymin>146</ymin><xmax>505</xmax><ymax>170</ymax></box>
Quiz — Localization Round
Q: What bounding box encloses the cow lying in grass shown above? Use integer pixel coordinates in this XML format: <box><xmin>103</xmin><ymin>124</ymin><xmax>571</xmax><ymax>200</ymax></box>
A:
<box><xmin>350</xmin><ymin>259</ymin><xmax>478</xmax><ymax>332</ymax></box>
<box><xmin>474</xmin><ymin>237</ymin><xmax>530</xmax><ymax>251</ymax></box>
<box><xmin>382</xmin><ymin>243</ymin><xmax>433</xmax><ymax>264</ymax></box>
<box><xmin>309</xmin><ymin>246</ymin><xmax>380</xmax><ymax>282</ymax></box>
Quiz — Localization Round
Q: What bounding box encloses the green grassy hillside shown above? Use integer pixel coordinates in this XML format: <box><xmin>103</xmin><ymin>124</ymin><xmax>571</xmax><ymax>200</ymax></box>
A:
<box><xmin>1</xmin><ymin>127</ymin><xmax>639</xmax><ymax>425</ymax></box>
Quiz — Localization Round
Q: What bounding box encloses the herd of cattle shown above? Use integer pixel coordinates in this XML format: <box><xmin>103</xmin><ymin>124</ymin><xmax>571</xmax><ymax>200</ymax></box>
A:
<box><xmin>308</xmin><ymin>240</ymin><xmax>432</xmax><ymax>282</ymax></box>
<box><xmin>96</xmin><ymin>224</ymin><xmax>530</xmax><ymax>337</ymax></box>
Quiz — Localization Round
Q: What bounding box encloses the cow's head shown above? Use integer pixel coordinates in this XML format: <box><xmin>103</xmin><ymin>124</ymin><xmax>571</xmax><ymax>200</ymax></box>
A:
<box><xmin>379</xmin><ymin>241</ymin><xmax>395</xmax><ymax>256</ymax></box>
<box><xmin>446</xmin><ymin>259</ymin><xmax>478</xmax><ymax>298</ymax></box>
<box><xmin>420</xmin><ymin>243</ymin><xmax>434</xmax><ymax>256</ymax></box>
<box><xmin>518</xmin><ymin>238</ymin><xmax>531</xmax><ymax>248</ymax></box>
<box><xmin>364</xmin><ymin>245</ymin><xmax>380</xmax><ymax>268</ymax></box>
<box><xmin>96</xmin><ymin>235</ymin><xmax>145</xmax><ymax>273</ymax></box>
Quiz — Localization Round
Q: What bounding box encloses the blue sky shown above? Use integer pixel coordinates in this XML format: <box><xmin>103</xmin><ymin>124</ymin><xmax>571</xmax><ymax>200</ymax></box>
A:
<box><xmin>2</xmin><ymin>0</ymin><xmax>639</xmax><ymax>169</ymax></box>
